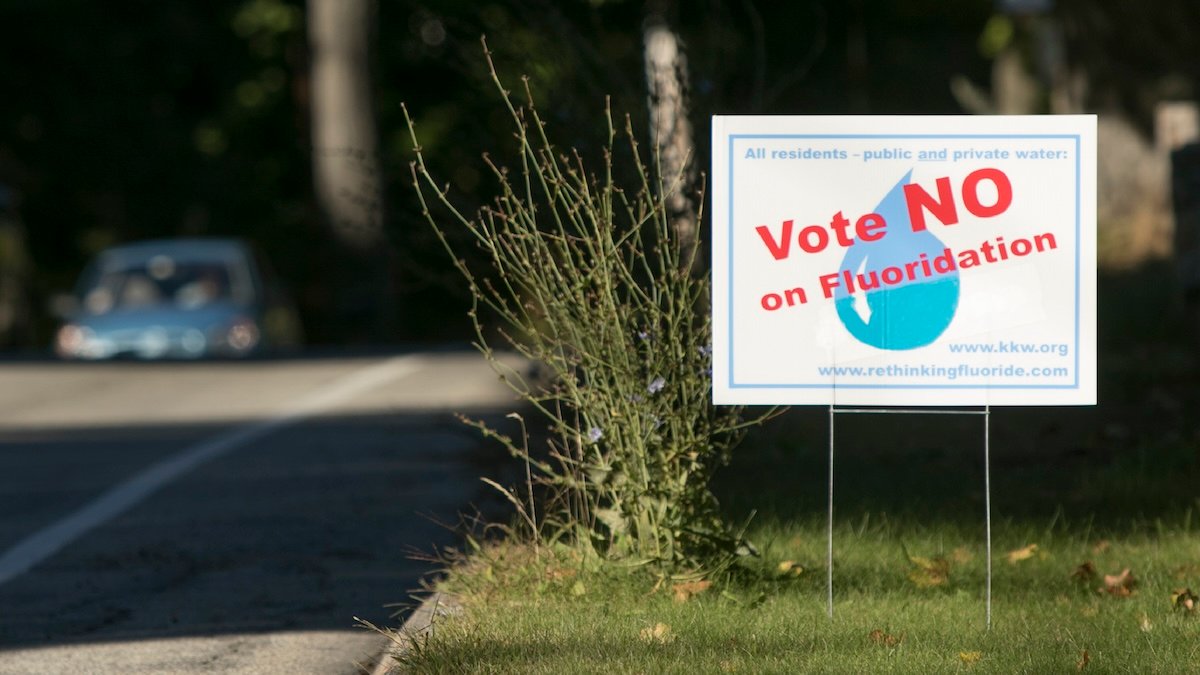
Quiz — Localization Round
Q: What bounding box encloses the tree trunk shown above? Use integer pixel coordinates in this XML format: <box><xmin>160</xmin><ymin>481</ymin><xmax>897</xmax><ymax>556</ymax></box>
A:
<box><xmin>643</xmin><ymin>16</ymin><xmax>699</xmax><ymax>273</ymax></box>
<box><xmin>307</xmin><ymin>0</ymin><xmax>391</xmax><ymax>340</ymax></box>
<box><xmin>0</xmin><ymin>192</ymin><xmax>30</xmax><ymax>349</ymax></box>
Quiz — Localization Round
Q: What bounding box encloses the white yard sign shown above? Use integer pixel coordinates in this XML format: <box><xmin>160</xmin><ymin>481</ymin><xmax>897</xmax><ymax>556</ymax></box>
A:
<box><xmin>711</xmin><ymin>115</ymin><xmax>1097</xmax><ymax>406</ymax></box>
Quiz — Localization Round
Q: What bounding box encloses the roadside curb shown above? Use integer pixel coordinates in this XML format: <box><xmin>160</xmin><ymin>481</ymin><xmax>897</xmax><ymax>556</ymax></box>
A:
<box><xmin>369</xmin><ymin>591</ymin><xmax>462</xmax><ymax>675</ymax></box>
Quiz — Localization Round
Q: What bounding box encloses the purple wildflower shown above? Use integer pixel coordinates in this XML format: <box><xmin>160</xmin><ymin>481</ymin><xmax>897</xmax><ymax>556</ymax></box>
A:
<box><xmin>587</xmin><ymin>427</ymin><xmax>603</xmax><ymax>443</ymax></box>
<box><xmin>647</xmin><ymin>376</ymin><xmax>666</xmax><ymax>394</ymax></box>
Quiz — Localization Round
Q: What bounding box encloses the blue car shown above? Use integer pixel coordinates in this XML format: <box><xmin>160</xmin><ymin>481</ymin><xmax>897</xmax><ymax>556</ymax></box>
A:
<box><xmin>55</xmin><ymin>238</ymin><xmax>302</xmax><ymax>359</ymax></box>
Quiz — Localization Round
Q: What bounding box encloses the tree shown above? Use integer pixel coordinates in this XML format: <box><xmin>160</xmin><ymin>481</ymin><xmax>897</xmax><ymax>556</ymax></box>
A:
<box><xmin>643</xmin><ymin>5</ymin><xmax>698</xmax><ymax>273</ymax></box>
<box><xmin>0</xmin><ymin>184</ymin><xmax>30</xmax><ymax>348</ymax></box>
<box><xmin>307</xmin><ymin>0</ymin><xmax>393</xmax><ymax>339</ymax></box>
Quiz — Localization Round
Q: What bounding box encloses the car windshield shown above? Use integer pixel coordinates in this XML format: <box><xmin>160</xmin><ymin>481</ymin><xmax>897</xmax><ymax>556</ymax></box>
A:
<box><xmin>80</xmin><ymin>255</ymin><xmax>239</xmax><ymax>315</ymax></box>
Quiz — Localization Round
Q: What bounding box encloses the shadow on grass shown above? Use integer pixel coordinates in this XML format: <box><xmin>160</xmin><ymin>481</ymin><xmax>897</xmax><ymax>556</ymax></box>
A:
<box><xmin>716</xmin><ymin>261</ymin><xmax>1200</xmax><ymax>536</ymax></box>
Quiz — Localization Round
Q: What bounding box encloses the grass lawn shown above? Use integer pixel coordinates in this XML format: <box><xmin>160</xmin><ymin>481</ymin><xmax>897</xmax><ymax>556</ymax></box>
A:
<box><xmin>383</xmin><ymin>266</ymin><xmax>1200</xmax><ymax>673</ymax></box>
<box><xmin>389</xmin><ymin>529</ymin><xmax>1199</xmax><ymax>673</ymax></box>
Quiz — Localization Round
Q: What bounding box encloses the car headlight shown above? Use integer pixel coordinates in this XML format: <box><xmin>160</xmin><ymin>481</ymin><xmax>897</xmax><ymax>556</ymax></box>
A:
<box><xmin>225</xmin><ymin>317</ymin><xmax>260</xmax><ymax>353</ymax></box>
<box><xmin>55</xmin><ymin>324</ymin><xmax>93</xmax><ymax>358</ymax></box>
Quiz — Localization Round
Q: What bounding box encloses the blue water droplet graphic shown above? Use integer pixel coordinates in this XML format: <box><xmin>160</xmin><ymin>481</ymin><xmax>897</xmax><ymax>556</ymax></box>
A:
<box><xmin>835</xmin><ymin>170</ymin><xmax>959</xmax><ymax>350</ymax></box>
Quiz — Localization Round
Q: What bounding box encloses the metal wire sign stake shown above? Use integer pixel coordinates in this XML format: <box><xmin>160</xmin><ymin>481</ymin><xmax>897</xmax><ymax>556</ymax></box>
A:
<box><xmin>826</xmin><ymin>406</ymin><xmax>993</xmax><ymax>629</ymax></box>
<box><xmin>710</xmin><ymin>114</ymin><xmax>1097</xmax><ymax>635</ymax></box>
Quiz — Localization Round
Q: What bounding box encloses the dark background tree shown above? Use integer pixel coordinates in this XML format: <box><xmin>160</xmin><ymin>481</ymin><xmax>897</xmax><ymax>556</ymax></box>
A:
<box><xmin>308</xmin><ymin>0</ymin><xmax>394</xmax><ymax>342</ymax></box>
<box><xmin>0</xmin><ymin>0</ymin><xmax>1192</xmax><ymax>349</ymax></box>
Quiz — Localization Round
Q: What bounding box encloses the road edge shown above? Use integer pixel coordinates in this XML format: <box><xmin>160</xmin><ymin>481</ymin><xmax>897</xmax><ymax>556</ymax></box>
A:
<box><xmin>369</xmin><ymin>591</ymin><xmax>462</xmax><ymax>675</ymax></box>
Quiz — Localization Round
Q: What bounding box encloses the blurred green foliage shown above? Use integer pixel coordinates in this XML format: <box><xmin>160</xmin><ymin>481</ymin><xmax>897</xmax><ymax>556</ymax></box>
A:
<box><xmin>1</xmin><ymin>1</ymin><xmax>1195</xmax><ymax>346</ymax></box>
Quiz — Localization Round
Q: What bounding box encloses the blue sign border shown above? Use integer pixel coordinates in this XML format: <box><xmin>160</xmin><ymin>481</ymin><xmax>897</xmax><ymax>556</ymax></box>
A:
<box><xmin>726</xmin><ymin>133</ymin><xmax>1082</xmax><ymax>391</ymax></box>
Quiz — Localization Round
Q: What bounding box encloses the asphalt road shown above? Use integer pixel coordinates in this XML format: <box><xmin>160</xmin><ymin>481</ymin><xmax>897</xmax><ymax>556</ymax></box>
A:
<box><xmin>0</xmin><ymin>350</ymin><xmax>524</xmax><ymax>674</ymax></box>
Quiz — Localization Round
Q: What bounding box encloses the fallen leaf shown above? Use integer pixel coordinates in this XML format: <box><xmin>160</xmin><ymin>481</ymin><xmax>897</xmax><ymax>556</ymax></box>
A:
<box><xmin>906</xmin><ymin>552</ymin><xmax>951</xmax><ymax>588</ymax></box>
<box><xmin>951</xmin><ymin>547</ymin><xmax>974</xmax><ymax>564</ymax></box>
<box><xmin>571</xmin><ymin>580</ymin><xmax>586</xmax><ymax>596</ymax></box>
<box><xmin>958</xmin><ymin>650</ymin><xmax>982</xmax><ymax>665</ymax></box>
<box><xmin>868</xmin><ymin>629</ymin><xmax>901</xmax><ymax>647</ymax></box>
<box><xmin>777</xmin><ymin>560</ymin><xmax>805</xmax><ymax>577</ymax></box>
<box><xmin>673</xmin><ymin>579</ymin><xmax>712</xmax><ymax>603</ymax></box>
<box><xmin>1006</xmin><ymin>543</ymin><xmax>1039</xmax><ymax>564</ymax></box>
<box><xmin>639</xmin><ymin>622</ymin><xmax>675</xmax><ymax>644</ymax></box>
<box><xmin>1139</xmin><ymin>613</ymin><xmax>1153</xmax><ymax>632</ymax></box>
<box><xmin>1077</xmin><ymin>649</ymin><xmax>1090</xmax><ymax>671</ymax></box>
<box><xmin>1171</xmin><ymin>588</ymin><xmax>1198</xmax><ymax>613</ymax></box>
<box><xmin>1102</xmin><ymin>568</ymin><xmax>1137</xmax><ymax>597</ymax></box>
<box><xmin>1071</xmin><ymin>561</ymin><xmax>1098</xmax><ymax>583</ymax></box>
<box><xmin>1092</xmin><ymin>540</ymin><xmax>1111</xmax><ymax>554</ymax></box>
<box><xmin>545</xmin><ymin>566</ymin><xmax>576</xmax><ymax>582</ymax></box>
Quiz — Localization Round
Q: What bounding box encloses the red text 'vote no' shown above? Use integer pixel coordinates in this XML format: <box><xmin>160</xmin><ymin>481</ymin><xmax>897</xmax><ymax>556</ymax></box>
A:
<box><xmin>754</xmin><ymin>167</ymin><xmax>1013</xmax><ymax>260</ymax></box>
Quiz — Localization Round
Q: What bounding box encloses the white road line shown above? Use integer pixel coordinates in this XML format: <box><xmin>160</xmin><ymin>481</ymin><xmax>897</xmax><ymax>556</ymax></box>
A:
<box><xmin>0</xmin><ymin>355</ymin><xmax>423</xmax><ymax>587</ymax></box>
